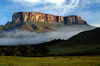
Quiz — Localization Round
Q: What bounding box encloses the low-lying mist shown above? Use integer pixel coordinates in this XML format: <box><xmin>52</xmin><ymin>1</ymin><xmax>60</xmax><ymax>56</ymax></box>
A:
<box><xmin>0</xmin><ymin>25</ymin><xmax>96</xmax><ymax>46</ymax></box>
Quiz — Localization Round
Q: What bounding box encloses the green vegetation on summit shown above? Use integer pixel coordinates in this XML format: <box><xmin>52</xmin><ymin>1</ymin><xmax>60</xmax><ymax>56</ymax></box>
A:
<box><xmin>0</xmin><ymin>25</ymin><xmax>3</xmax><ymax>32</ymax></box>
<box><xmin>2</xmin><ymin>21</ymin><xmax>56</xmax><ymax>32</ymax></box>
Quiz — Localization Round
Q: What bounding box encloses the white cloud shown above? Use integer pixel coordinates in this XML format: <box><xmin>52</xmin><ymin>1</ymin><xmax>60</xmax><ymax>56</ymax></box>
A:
<box><xmin>90</xmin><ymin>18</ymin><xmax>100</xmax><ymax>27</ymax></box>
<box><xmin>9</xmin><ymin>0</ymin><xmax>100</xmax><ymax>16</ymax></box>
<box><xmin>80</xmin><ymin>0</ymin><xmax>99</xmax><ymax>4</ymax></box>
<box><xmin>4</xmin><ymin>18</ymin><xmax>7</xmax><ymax>19</ymax></box>
<box><xmin>12</xmin><ymin>0</ymin><xmax>65</xmax><ymax>5</ymax></box>
<box><xmin>2</xmin><ymin>0</ymin><xmax>100</xmax><ymax>25</ymax></box>
<box><xmin>96</xmin><ymin>0</ymin><xmax>100</xmax><ymax>3</ymax></box>
<box><xmin>5</xmin><ymin>0</ymin><xmax>100</xmax><ymax>15</ymax></box>
<box><xmin>10</xmin><ymin>0</ymin><xmax>80</xmax><ymax>15</ymax></box>
<box><xmin>9</xmin><ymin>0</ymin><xmax>99</xmax><ymax>16</ymax></box>
<box><xmin>0</xmin><ymin>25</ymin><xmax>95</xmax><ymax>46</ymax></box>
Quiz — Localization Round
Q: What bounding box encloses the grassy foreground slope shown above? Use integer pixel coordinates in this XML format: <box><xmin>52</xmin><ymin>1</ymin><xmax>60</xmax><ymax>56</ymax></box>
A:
<box><xmin>0</xmin><ymin>56</ymin><xmax>100</xmax><ymax>66</ymax></box>
<box><xmin>46</xmin><ymin>27</ymin><xmax>100</xmax><ymax>55</ymax></box>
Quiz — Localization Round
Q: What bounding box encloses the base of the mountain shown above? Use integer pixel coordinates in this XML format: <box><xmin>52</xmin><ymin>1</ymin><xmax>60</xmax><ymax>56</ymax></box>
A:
<box><xmin>0</xmin><ymin>27</ymin><xmax>100</xmax><ymax>57</ymax></box>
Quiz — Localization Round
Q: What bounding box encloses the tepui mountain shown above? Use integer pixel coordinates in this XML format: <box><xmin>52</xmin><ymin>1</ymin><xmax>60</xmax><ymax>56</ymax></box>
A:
<box><xmin>0</xmin><ymin>12</ymin><xmax>88</xmax><ymax>32</ymax></box>
<box><xmin>12</xmin><ymin>11</ymin><xmax>87</xmax><ymax>25</ymax></box>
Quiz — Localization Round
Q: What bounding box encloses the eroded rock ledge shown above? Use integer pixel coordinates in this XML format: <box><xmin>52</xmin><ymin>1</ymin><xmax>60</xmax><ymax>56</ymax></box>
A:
<box><xmin>12</xmin><ymin>12</ymin><xmax>87</xmax><ymax>25</ymax></box>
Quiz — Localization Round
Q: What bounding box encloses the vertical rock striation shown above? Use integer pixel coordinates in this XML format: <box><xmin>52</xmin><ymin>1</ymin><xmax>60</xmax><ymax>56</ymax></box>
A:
<box><xmin>12</xmin><ymin>12</ymin><xmax>87</xmax><ymax>25</ymax></box>
<box><xmin>64</xmin><ymin>15</ymin><xmax>87</xmax><ymax>25</ymax></box>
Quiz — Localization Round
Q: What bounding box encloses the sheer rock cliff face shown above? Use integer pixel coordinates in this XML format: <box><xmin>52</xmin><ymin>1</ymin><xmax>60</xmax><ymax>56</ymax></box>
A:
<box><xmin>12</xmin><ymin>12</ymin><xmax>87</xmax><ymax>25</ymax></box>
<box><xmin>64</xmin><ymin>15</ymin><xmax>87</xmax><ymax>25</ymax></box>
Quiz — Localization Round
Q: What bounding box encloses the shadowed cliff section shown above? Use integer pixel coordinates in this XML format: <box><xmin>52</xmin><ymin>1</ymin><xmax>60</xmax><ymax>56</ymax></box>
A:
<box><xmin>12</xmin><ymin>12</ymin><xmax>87</xmax><ymax>25</ymax></box>
<box><xmin>64</xmin><ymin>15</ymin><xmax>87</xmax><ymax>25</ymax></box>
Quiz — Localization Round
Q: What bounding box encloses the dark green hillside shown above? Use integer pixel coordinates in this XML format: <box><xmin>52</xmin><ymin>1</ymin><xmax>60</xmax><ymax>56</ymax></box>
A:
<box><xmin>46</xmin><ymin>27</ymin><xmax>100</xmax><ymax>56</ymax></box>
<box><xmin>2</xmin><ymin>22</ymin><xmax>56</xmax><ymax>32</ymax></box>
<box><xmin>66</xmin><ymin>27</ymin><xmax>100</xmax><ymax>44</ymax></box>
<box><xmin>0</xmin><ymin>45</ymin><xmax>49</xmax><ymax>57</ymax></box>
<box><xmin>0</xmin><ymin>27</ymin><xmax>100</xmax><ymax>57</ymax></box>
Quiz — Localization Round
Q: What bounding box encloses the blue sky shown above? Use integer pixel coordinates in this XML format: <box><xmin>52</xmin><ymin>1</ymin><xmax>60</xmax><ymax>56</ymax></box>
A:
<box><xmin>0</xmin><ymin>0</ymin><xmax>100</xmax><ymax>27</ymax></box>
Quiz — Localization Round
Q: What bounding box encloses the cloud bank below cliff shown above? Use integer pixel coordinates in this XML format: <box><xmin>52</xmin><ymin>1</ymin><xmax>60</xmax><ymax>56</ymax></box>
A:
<box><xmin>0</xmin><ymin>25</ymin><xmax>95</xmax><ymax>46</ymax></box>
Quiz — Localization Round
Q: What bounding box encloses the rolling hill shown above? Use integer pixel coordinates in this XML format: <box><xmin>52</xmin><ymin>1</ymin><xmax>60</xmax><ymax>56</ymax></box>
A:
<box><xmin>0</xmin><ymin>27</ymin><xmax>100</xmax><ymax>56</ymax></box>
<box><xmin>45</xmin><ymin>27</ymin><xmax>100</xmax><ymax>56</ymax></box>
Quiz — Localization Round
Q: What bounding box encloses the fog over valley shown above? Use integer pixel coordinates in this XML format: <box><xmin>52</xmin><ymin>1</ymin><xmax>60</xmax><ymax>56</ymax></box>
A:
<box><xmin>0</xmin><ymin>25</ymin><xmax>96</xmax><ymax>46</ymax></box>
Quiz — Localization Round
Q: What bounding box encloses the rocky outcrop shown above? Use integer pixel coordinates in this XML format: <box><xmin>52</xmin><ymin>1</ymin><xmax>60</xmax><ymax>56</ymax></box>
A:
<box><xmin>12</xmin><ymin>12</ymin><xmax>64</xmax><ymax>23</ymax></box>
<box><xmin>64</xmin><ymin>15</ymin><xmax>87</xmax><ymax>25</ymax></box>
<box><xmin>12</xmin><ymin>12</ymin><xmax>87</xmax><ymax>25</ymax></box>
